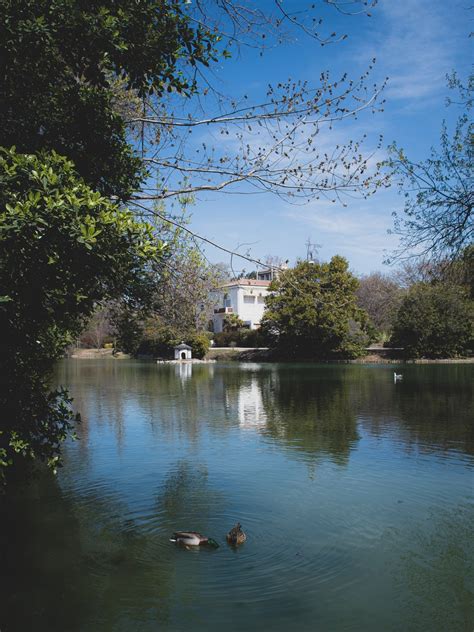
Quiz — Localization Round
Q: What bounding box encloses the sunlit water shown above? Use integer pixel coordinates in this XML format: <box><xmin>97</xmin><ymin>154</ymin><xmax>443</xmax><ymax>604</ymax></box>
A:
<box><xmin>2</xmin><ymin>361</ymin><xmax>473</xmax><ymax>631</ymax></box>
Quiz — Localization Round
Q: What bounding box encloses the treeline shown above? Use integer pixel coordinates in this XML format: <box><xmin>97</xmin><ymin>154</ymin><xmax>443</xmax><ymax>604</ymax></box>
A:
<box><xmin>79</xmin><ymin>247</ymin><xmax>473</xmax><ymax>361</ymax></box>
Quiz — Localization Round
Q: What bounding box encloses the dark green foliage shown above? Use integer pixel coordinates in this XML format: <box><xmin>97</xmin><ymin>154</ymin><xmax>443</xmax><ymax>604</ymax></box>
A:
<box><xmin>137</xmin><ymin>322</ymin><xmax>180</xmax><ymax>358</ymax></box>
<box><xmin>390</xmin><ymin>283</ymin><xmax>473</xmax><ymax>358</ymax></box>
<box><xmin>222</xmin><ymin>313</ymin><xmax>245</xmax><ymax>332</ymax></box>
<box><xmin>261</xmin><ymin>257</ymin><xmax>373</xmax><ymax>359</ymax></box>
<box><xmin>0</xmin><ymin>0</ymin><xmax>218</xmax><ymax>198</ymax></box>
<box><xmin>184</xmin><ymin>333</ymin><xmax>210</xmax><ymax>359</ymax></box>
<box><xmin>0</xmin><ymin>149</ymin><xmax>163</xmax><ymax>480</ymax></box>
<box><xmin>136</xmin><ymin>321</ymin><xmax>209</xmax><ymax>359</ymax></box>
<box><xmin>112</xmin><ymin>308</ymin><xmax>146</xmax><ymax>356</ymax></box>
<box><xmin>213</xmin><ymin>328</ymin><xmax>266</xmax><ymax>348</ymax></box>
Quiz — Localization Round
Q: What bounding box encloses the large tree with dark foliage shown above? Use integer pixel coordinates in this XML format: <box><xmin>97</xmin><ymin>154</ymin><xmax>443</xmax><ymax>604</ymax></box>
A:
<box><xmin>390</xmin><ymin>282</ymin><xmax>473</xmax><ymax>358</ymax></box>
<box><xmin>261</xmin><ymin>257</ymin><xmax>373</xmax><ymax>359</ymax></box>
<box><xmin>0</xmin><ymin>0</ymin><xmax>219</xmax><ymax>198</ymax></box>
<box><xmin>0</xmin><ymin>149</ymin><xmax>163</xmax><ymax>481</ymax></box>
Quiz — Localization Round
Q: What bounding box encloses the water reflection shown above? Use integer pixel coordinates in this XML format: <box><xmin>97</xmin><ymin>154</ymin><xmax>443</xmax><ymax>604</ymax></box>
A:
<box><xmin>236</xmin><ymin>380</ymin><xmax>266</xmax><ymax>430</ymax></box>
<box><xmin>256</xmin><ymin>367</ymin><xmax>359</xmax><ymax>465</ymax></box>
<box><xmin>58</xmin><ymin>361</ymin><xmax>474</xmax><ymax>464</ymax></box>
<box><xmin>0</xmin><ymin>361</ymin><xmax>472</xmax><ymax>632</ymax></box>
<box><xmin>175</xmin><ymin>361</ymin><xmax>193</xmax><ymax>382</ymax></box>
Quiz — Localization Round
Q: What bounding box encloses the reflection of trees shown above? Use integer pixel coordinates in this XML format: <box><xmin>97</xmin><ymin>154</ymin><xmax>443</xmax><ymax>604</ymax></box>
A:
<box><xmin>356</xmin><ymin>365</ymin><xmax>474</xmax><ymax>457</ymax></box>
<box><xmin>154</xmin><ymin>460</ymin><xmax>224</xmax><ymax>536</ymax></box>
<box><xmin>56</xmin><ymin>360</ymin><xmax>473</xmax><ymax>467</ymax></box>
<box><xmin>1</xmin><ymin>472</ymin><xmax>95</xmax><ymax>631</ymax></box>
<box><xmin>257</xmin><ymin>367</ymin><xmax>359</xmax><ymax>465</ymax></box>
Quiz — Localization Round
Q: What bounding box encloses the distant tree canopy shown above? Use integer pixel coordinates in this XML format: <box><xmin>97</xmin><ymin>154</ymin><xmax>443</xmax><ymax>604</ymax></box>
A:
<box><xmin>0</xmin><ymin>149</ymin><xmax>163</xmax><ymax>481</ymax></box>
<box><xmin>390</xmin><ymin>282</ymin><xmax>473</xmax><ymax>358</ymax></box>
<box><xmin>261</xmin><ymin>257</ymin><xmax>373</xmax><ymax>359</ymax></box>
<box><xmin>111</xmin><ymin>208</ymin><xmax>227</xmax><ymax>355</ymax></box>
<box><xmin>356</xmin><ymin>272</ymin><xmax>403</xmax><ymax>336</ymax></box>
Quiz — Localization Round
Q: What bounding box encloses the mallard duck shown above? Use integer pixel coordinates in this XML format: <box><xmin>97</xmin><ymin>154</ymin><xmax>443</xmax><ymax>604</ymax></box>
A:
<box><xmin>226</xmin><ymin>523</ymin><xmax>246</xmax><ymax>546</ymax></box>
<box><xmin>170</xmin><ymin>531</ymin><xmax>219</xmax><ymax>548</ymax></box>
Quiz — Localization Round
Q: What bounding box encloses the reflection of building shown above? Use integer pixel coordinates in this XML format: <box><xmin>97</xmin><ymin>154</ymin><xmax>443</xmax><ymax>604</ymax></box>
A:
<box><xmin>237</xmin><ymin>379</ymin><xmax>267</xmax><ymax>430</ymax></box>
<box><xmin>212</xmin><ymin>279</ymin><xmax>271</xmax><ymax>332</ymax></box>
<box><xmin>175</xmin><ymin>362</ymin><xmax>193</xmax><ymax>381</ymax></box>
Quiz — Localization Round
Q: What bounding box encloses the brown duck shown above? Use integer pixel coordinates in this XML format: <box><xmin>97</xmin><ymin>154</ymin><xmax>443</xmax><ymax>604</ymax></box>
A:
<box><xmin>226</xmin><ymin>523</ymin><xmax>247</xmax><ymax>545</ymax></box>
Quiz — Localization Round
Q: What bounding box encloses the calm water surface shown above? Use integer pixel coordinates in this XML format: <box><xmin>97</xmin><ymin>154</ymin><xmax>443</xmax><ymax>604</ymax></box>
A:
<box><xmin>2</xmin><ymin>361</ymin><xmax>473</xmax><ymax>631</ymax></box>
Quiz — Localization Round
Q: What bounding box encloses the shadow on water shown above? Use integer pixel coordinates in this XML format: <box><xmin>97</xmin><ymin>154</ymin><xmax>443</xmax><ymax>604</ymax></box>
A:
<box><xmin>0</xmin><ymin>469</ymin><xmax>99</xmax><ymax>632</ymax></box>
<box><xmin>0</xmin><ymin>467</ymin><xmax>179</xmax><ymax>632</ymax></box>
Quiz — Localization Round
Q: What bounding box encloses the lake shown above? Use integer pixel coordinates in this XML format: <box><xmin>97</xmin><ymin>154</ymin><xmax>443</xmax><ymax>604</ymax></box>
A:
<box><xmin>1</xmin><ymin>360</ymin><xmax>473</xmax><ymax>631</ymax></box>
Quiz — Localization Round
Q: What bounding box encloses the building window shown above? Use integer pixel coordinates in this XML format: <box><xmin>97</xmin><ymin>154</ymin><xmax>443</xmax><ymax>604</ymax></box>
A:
<box><xmin>257</xmin><ymin>295</ymin><xmax>265</xmax><ymax>303</ymax></box>
<box><xmin>243</xmin><ymin>295</ymin><xmax>255</xmax><ymax>303</ymax></box>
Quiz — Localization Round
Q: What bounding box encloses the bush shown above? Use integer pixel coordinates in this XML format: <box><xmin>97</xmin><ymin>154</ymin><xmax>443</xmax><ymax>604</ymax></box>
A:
<box><xmin>213</xmin><ymin>328</ymin><xmax>266</xmax><ymax>347</ymax></box>
<box><xmin>185</xmin><ymin>332</ymin><xmax>209</xmax><ymax>359</ymax></box>
<box><xmin>137</xmin><ymin>322</ymin><xmax>180</xmax><ymax>358</ymax></box>
<box><xmin>135</xmin><ymin>320</ymin><xmax>210</xmax><ymax>359</ymax></box>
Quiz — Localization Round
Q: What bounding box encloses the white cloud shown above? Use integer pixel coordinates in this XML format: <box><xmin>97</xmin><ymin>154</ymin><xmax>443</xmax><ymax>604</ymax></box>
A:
<box><xmin>283</xmin><ymin>192</ymin><xmax>401</xmax><ymax>271</ymax></box>
<box><xmin>362</xmin><ymin>0</ymin><xmax>465</xmax><ymax>103</ymax></box>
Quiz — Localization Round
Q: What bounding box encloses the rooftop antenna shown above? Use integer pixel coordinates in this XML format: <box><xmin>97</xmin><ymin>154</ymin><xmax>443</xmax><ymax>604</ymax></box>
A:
<box><xmin>305</xmin><ymin>237</ymin><xmax>322</xmax><ymax>263</ymax></box>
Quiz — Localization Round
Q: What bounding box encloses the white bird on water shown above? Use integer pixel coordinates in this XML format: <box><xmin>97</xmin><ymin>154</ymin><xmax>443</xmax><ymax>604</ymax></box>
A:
<box><xmin>394</xmin><ymin>372</ymin><xmax>403</xmax><ymax>383</ymax></box>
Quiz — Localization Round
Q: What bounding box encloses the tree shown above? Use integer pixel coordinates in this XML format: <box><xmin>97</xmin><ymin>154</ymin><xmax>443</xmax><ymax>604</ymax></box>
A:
<box><xmin>122</xmin><ymin>1</ymin><xmax>386</xmax><ymax>207</ymax></box>
<box><xmin>356</xmin><ymin>272</ymin><xmax>403</xmax><ymax>336</ymax></box>
<box><xmin>261</xmin><ymin>256</ymin><xmax>373</xmax><ymax>359</ymax></box>
<box><xmin>386</xmin><ymin>73</ymin><xmax>473</xmax><ymax>264</ymax></box>
<box><xmin>223</xmin><ymin>313</ymin><xmax>245</xmax><ymax>332</ymax></box>
<box><xmin>136</xmin><ymin>208</ymin><xmax>227</xmax><ymax>332</ymax></box>
<box><xmin>0</xmin><ymin>0</ymin><xmax>383</xmax><ymax>481</ymax></box>
<box><xmin>1</xmin><ymin>1</ymin><xmax>386</xmax><ymax>207</ymax></box>
<box><xmin>0</xmin><ymin>0</ymin><xmax>220</xmax><ymax>198</ymax></box>
<box><xmin>80</xmin><ymin>305</ymin><xmax>113</xmax><ymax>350</ymax></box>
<box><xmin>390</xmin><ymin>282</ymin><xmax>473</xmax><ymax>358</ymax></box>
<box><xmin>0</xmin><ymin>149</ymin><xmax>163</xmax><ymax>481</ymax></box>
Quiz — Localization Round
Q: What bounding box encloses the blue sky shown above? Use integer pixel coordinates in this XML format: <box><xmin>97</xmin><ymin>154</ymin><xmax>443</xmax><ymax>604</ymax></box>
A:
<box><xmin>170</xmin><ymin>0</ymin><xmax>472</xmax><ymax>275</ymax></box>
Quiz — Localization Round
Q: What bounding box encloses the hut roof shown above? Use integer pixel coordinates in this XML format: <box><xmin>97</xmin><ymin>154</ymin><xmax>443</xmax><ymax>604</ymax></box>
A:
<box><xmin>175</xmin><ymin>342</ymin><xmax>192</xmax><ymax>350</ymax></box>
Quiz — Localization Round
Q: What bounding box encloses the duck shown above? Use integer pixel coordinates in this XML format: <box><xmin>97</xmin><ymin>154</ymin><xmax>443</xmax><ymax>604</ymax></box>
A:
<box><xmin>170</xmin><ymin>531</ymin><xmax>219</xmax><ymax>548</ymax></box>
<box><xmin>226</xmin><ymin>523</ymin><xmax>247</xmax><ymax>546</ymax></box>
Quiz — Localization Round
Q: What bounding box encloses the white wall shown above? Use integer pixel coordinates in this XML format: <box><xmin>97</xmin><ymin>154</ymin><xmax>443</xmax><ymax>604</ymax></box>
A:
<box><xmin>212</xmin><ymin>283</ymin><xmax>270</xmax><ymax>331</ymax></box>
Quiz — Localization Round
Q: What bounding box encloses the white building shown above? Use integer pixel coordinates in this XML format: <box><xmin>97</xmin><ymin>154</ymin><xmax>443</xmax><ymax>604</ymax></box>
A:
<box><xmin>211</xmin><ymin>279</ymin><xmax>271</xmax><ymax>333</ymax></box>
<box><xmin>174</xmin><ymin>342</ymin><xmax>192</xmax><ymax>360</ymax></box>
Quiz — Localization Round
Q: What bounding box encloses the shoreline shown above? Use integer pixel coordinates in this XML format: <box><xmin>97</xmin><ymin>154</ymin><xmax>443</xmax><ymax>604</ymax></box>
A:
<box><xmin>68</xmin><ymin>347</ymin><xmax>474</xmax><ymax>364</ymax></box>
